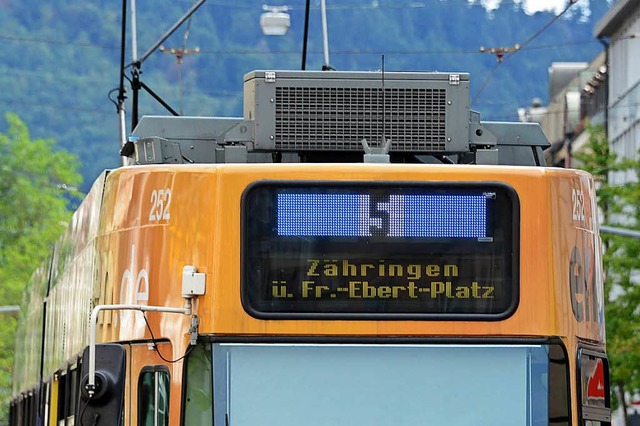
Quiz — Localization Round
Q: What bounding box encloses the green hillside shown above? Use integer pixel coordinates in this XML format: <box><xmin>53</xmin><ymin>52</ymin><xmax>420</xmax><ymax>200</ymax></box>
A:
<box><xmin>0</xmin><ymin>0</ymin><xmax>611</xmax><ymax>189</ymax></box>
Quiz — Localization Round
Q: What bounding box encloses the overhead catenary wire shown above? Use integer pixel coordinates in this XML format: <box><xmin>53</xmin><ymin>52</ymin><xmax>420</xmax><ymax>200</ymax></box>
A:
<box><xmin>8</xmin><ymin>79</ymin><xmax>640</xmax><ymax>123</ymax></box>
<box><xmin>171</xmin><ymin>0</ymin><xmax>549</xmax><ymax>11</ymax></box>
<box><xmin>1</xmin><ymin>0</ymin><xmax>625</xmax><ymax>124</ymax></box>
<box><xmin>510</xmin><ymin>0</ymin><xmax>580</xmax><ymax>55</ymax></box>
<box><xmin>0</xmin><ymin>32</ymin><xmax>606</xmax><ymax>56</ymax></box>
<box><xmin>0</xmin><ymin>98</ymin><xmax>114</xmax><ymax>115</ymax></box>
<box><xmin>471</xmin><ymin>0</ymin><xmax>579</xmax><ymax>107</ymax></box>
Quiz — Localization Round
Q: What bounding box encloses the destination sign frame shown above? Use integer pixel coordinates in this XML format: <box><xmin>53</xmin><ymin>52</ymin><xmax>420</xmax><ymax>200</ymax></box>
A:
<box><xmin>241</xmin><ymin>181</ymin><xmax>520</xmax><ymax>320</ymax></box>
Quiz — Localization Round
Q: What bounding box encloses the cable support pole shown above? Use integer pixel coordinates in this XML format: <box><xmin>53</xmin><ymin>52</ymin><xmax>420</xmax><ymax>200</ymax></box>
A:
<box><xmin>320</xmin><ymin>0</ymin><xmax>331</xmax><ymax>70</ymax></box>
<box><xmin>117</xmin><ymin>0</ymin><xmax>128</xmax><ymax>162</ymax></box>
<box><xmin>131</xmin><ymin>0</ymin><xmax>138</xmax><ymax>63</ymax></box>
<box><xmin>129</xmin><ymin>0</ymin><xmax>205</xmax><ymax>131</ymax></box>
<box><xmin>301</xmin><ymin>0</ymin><xmax>310</xmax><ymax>70</ymax></box>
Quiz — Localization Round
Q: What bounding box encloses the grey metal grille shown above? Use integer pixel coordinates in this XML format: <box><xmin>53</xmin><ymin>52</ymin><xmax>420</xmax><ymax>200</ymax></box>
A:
<box><xmin>274</xmin><ymin>86</ymin><xmax>447</xmax><ymax>151</ymax></box>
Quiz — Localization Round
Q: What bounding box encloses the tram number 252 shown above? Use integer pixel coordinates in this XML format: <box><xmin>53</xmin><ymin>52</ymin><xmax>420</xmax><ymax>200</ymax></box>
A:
<box><xmin>149</xmin><ymin>188</ymin><xmax>172</xmax><ymax>222</ymax></box>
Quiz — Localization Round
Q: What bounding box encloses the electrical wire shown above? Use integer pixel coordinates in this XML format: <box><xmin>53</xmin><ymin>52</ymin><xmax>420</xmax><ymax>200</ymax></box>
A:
<box><xmin>79</xmin><ymin>397</ymin><xmax>99</xmax><ymax>426</ymax></box>
<box><xmin>0</xmin><ymin>34</ymin><xmax>118</xmax><ymax>49</ymax></box>
<box><xmin>107</xmin><ymin>88</ymin><xmax>120</xmax><ymax>109</ymax></box>
<box><xmin>471</xmin><ymin>62</ymin><xmax>502</xmax><ymax>106</ymax></box>
<box><xmin>142</xmin><ymin>313</ymin><xmax>195</xmax><ymax>363</ymax></box>
<box><xmin>172</xmin><ymin>0</ymin><xmax>528</xmax><ymax>11</ymax></box>
<box><xmin>507</xmin><ymin>0</ymin><xmax>579</xmax><ymax>59</ymax></box>
<box><xmin>79</xmin><ymin>398</ymin><xmax>90</xmax><ymax>426</ymax></box>
<box><xmin>195</xmin><ymin>38</ymin><xmax>598</xmax><ymax>56</ymax></box>
<box><xmin>0</xmin><ymin>98</ymin><xmax>113</xmax><ymax>115</ymax></box>
<box><xmin>7</xmin><ymin>85</ymin><xmax>625</xmax><ymax>123</ymax></box>
<box><xmin>0</xmin><ymin>32</ymin><xmax>603</xmax><ymax>56</ymax></box>
<box><xmin>471</xmin><ymin>0</ymin><xmax>579</xmax><ymax>106</ymax></box>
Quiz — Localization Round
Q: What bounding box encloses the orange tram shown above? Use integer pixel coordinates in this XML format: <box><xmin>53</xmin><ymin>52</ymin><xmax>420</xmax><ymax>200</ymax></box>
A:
<box><xmin>10</xmin><ymin>71</ymin><xmax>610</xmax><ymax>425</ymax></box>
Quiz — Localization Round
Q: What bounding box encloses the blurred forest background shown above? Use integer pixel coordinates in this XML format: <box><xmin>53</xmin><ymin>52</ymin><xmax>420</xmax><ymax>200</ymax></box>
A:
<box><xmin>0</xmin><ymin>0</ymin><xmax>612</xmax><ymax>190</ymax></box>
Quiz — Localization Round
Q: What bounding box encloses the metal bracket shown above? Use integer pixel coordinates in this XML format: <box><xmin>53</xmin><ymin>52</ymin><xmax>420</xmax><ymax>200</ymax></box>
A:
<box><xmin>361</xmin><ymin>138</ymin><xmax>392</xmax><ymax>163</ymax></box>
<box><xmin>221</xmin><ymin>119</ymin><xmax>254</xmax><ymax>144</ymax></box>
<box><xmin>189</xmin><ymin>316</ymin><xmax>200</xmax><ymax>345</ymax></box>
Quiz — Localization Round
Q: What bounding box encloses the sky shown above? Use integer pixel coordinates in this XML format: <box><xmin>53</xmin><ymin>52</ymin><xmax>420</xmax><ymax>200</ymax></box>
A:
<box><xmin>474</xmin><ymin>0</ymin><xmax>593</xmax><ymax>17</ymax></box>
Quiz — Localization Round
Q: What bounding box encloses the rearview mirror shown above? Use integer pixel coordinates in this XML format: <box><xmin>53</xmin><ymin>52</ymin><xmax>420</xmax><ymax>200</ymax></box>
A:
<box><xmin>77</xmin><ymin>344</ymin><xmax>126</xmax><ymax>425</ymax></box>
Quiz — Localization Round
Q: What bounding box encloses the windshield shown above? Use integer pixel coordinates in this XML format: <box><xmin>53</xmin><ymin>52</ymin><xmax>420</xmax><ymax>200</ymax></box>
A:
<box><xmin>185</xmin><ymin>343</ymin><xmax>566</xmax><ymax>426</ymax></box>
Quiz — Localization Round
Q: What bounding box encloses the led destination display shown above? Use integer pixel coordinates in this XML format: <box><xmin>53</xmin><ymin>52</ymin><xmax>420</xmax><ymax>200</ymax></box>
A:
<box><xmin>242</xmin><ymin>182</ymin><xmax>519</xmax><ymax>319</ymax></box>
<box><xmin>276</xmin><ymin>193</ymin><xmax>489</xmax><ymax>238</ymax></box>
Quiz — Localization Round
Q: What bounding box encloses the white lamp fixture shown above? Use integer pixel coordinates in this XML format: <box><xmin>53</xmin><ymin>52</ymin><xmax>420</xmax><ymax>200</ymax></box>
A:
<box><xmin>261</xmin><ymin>5</ymin><xmax>290</xmax><ymax>36</ymax></box>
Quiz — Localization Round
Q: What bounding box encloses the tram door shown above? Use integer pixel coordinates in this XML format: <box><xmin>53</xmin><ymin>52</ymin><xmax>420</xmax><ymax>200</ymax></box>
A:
<box><xmin>124</xmin><ymin>342</ymin><xmax>174</xmax><ymax>426</ymax></box>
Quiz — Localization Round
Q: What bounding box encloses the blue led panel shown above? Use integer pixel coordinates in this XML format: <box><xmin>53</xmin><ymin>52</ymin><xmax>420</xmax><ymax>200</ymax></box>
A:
<box><xmin>277</xmin><ymin>193</ymin><xmax>488</xmax><ymax>238</ymax></box>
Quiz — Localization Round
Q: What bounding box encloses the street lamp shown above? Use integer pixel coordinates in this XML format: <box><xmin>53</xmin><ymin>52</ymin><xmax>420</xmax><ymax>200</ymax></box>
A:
<box><xmin>261</xmin><ymin>5</ymin><xmax>291</xmax><ymax>36</ymax></box>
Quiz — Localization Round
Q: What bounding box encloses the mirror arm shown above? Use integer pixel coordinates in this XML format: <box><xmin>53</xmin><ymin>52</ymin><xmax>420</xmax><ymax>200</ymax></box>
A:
<box><xmin>87</xmin><ymin>301</ymin><xmax>193</xmax><ymax>397</ymax></box>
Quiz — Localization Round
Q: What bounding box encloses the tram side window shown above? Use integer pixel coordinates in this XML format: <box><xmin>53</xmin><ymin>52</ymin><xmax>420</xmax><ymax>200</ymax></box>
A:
<box><xmin>23</xmin><ymin>395</ymin><xmax>31</xmax><ymax>426</ymax></box>
<box><xmin>27</xmin><ymin>394</ymin><xmax>33</xmax><ymax>426</ymax></box>
<box><xmin>68</xmin><ymin>365</ymin><xmax>79</xmax><ymax>422</ymax></box>
<box><xmin>138</xmin><ymin>366</ymin><xmax>170</xmax><ymax>426</ymax></box>
<box><xmin>57</xmin><ymin>373</ymin><xmax>66</xmax><ymax>424</ymax></box>
<box><xmin>11</xmin><ymin>387</ymin><xmax>49</xmax><ymax>426</ymax></box>
<box><xmin>27</xmin><ymin>393</ymin><xmax>35</xmax><ymax>426</ymax></box>
<box><xmin>18</xmin><ymin>398</ymin><xmax>24</xmax><ymax>426</ymax></box>
<box><xmin>12</xmin><ymin>392</ymin><xmax>36</xmax><ymax>426</ymax></box>
<box><xmin>9</xmin><ymin>400</ymin><xmax>16</xmax><ymax>426</ymax></box>
<box><xmin>42</xmin><ymin>382</ymin><xmax>50</xmax><ymax>426</ymax></box>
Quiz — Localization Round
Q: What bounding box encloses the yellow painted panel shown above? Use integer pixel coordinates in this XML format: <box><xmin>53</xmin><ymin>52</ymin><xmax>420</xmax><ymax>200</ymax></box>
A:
<box><xmin>91</xmin><ymin>164</ymin><xmax>604</xmax><ymax>343</ymax></box>
<box><xmin>208</xmin><ymin>164</ymin><xmax>556</xmax><ymax>336</ymax></box>
<box><xmin>49</xmin><ymin>378</ymin><xmax>58</xmax><ymax>426</ymax></box>
<box><xmin>13</xmin><ymin>161</ymin><xmax>604</xmax><ymax>426</ymax></box>
<box><xmin>127</xmin><ymin>342</ymin><xmax>182</xmax><ymax>426</ymax></box>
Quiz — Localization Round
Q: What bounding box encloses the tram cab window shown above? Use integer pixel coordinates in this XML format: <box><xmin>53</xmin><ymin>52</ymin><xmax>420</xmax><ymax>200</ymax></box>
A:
<box><xmin>208</xmin><ymin>343</ymin><xmax>567</xmax><ymax>426</ymax></box>
<box><xmin>138</xmin><ymin>366</ymin><xmax>170</xmax><ymax>426</ymax></box>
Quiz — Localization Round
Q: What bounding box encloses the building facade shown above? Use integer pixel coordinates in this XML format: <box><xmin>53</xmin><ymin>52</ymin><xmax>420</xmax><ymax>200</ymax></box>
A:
<box><xmin>536</xmin><ymin>57</ymin><xmax>607</xmax><ymax>167</ymax></box>
<box><xmin>595</xmin><ymin>0</ymin><xmax>640</xmax><ymax>185</ymax></box>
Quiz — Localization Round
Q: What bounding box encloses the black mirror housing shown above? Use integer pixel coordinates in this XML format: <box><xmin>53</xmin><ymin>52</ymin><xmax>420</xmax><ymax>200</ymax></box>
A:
<box><xmin>76</xmin><ymin>344</ymin><xmax>126</xmax><ymax>425</ymax></box>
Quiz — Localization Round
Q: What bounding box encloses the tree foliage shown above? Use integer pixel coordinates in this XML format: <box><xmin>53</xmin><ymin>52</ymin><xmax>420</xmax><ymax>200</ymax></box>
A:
<box><xmin>0</xmin><ymin>113</ymin><xmax>82</xmax><ymax>422</ymax></box>
<box><xmin>573</xmin><ymin>123</ymin><xmax>640</xmax><ymax>420</ymax></box>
